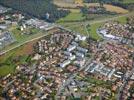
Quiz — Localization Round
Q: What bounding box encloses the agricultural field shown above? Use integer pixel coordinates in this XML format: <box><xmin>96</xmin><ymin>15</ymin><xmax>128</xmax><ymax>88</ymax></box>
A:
<box><xmin>0</xmin><ymin>25</ymin><xmax>49</xmax><ymax>54</ymax></box>
<box><xmin>58</xmin><ymin>15</ymin><xmax>128</xmax><ymax>41</ymax></box>
<box><xmin>122</xmin><ymin>0</ymin><xmax>134</xmax><ymax>4</ymax></box>
<box><xmin>85</xmin><ymin>3</ymin><xmax>129</xmax><ymax>14</ymax></box>
<box><xmin>54</xmin><ymin>0</ymin><xmax>129</xmax><ymax>14</ymax></box>
<box><xmin>53</xmin><ymin>0</ymin><xmax>77</xmax><ymax>8</ymax></box>
<box><xmin>87</xmin><ymin>23</ymin><xmax>102</xmax><ymax>40</ymax></box>
<box><xmin>10</xmin><ymin>26</ymin><xmax>40</xmax><ymax>42</ymax></box>
<box><xmin>57</xmin><ymin>12</ymin><xmax>85</xmax><ymax>22</ymax></box>
<box><xmin>0</xmin><ymin>12</ymin><xmax>130</xmax><ymax>76</ymax></box>
<box><xmin>0</xmin><ymin>0</ymin><xmax>132</xmax><ymax>77</ymax></box>
<box><xmin>0</xmin><ymin>24</ymin><xmax>53</xmax><ymax>76</ymax></box>
<box><xmin>55</xmin><ymin>0</ymin><xmax>129</xmax><ymax>37</ymax></box>
<box><xmin>63</xmin><ymin>22</ymin><xmax>102</xmax><ymax>40</ymax></box>
<box><xmin>0</xmin><ymin>40</ymin><xmax>37</xmax><ymax>76</ymax></box>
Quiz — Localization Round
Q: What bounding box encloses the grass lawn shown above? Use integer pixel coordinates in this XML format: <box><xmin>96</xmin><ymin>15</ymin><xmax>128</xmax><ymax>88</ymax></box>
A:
<box><xmin>0</xmin><ymin>50</ymin><xmax>29</xmax><ymax>76</ymax></box>
<box><xmin>0</xmin><ymin>38</ymin><xmax>38</xmax><ymax>63</ymax></box>
<box><xmin>0</xmin><ymin>12</ymin><xmax>130</xmax><ymax>77</ymax></box>
<box><xmin>66</xmin><ymin>24</ymin><xmax>87</xmax><ymax>34</ymax></box>
<box><xmin>54</xmin><ymin>0</ymin><xmax>130</xmax><ymax>13</ymax></box>
<box><xmin>84</xmin><ymin>77</ymin><xmax>107</xmax><ymax>85</ymax></box>
<box><xmin>0</xmin><ymin>39</ymin><xmax>38</xmax><ymax>76</ymax></box>
<box><xmin>10</xmin><ymin>26</ymin><xmax>40</xmax><ymax>42</ymax></box>
<box><xmin>0</xmin><ymin>65</ymin><xmax>16</xmax><ymax>76</ymax></box>
<box><xmin>0</xmin><ymin>24</ymin><xmax>51</xmax><ymax>77</ymax></box>
<box><xmin>85</xmin><ymin>3</ymin><xmax>128</xmax><ymax>14</ymax></box>
<box><xmin>57</xmin><ymin>12</ymin><xmax>85</xmax><ymax>22</ymax></box>
<box><xmin>122</xmin><ymin>0</ymin><xmax>134</xmax><ymax>3</ymax></box>
<box><xmin>0</xmin><ymin>26</ymin><xmax>48</xmax><ymax>53</ymax></box>
<box><xmin>61</xmin><ymin>22</ymin><xmax>102</xmax><ymax>40</ymax></box>
<box><xmin>88</xmin><ymin>23</ymin><xmax>102</xmax><ymax>40</ymax></box>
<box><xmin>116</xmin><ymin>16</ymin><xmax>127</xmax><ymax>23</ymax></box>
<box><xmin>0</xmin><ymin>46</ymin><xmax>24</xmax><ymax>76</ymax></box>
<box><xmin>87</xmin><ymin>16</ymin><xmax>127</xmax><ymax>40</ymax></box>
<box><xmin>58</xmin><ymin>14</ymin><xmax>129</xmax><ymax>41</ymax></box>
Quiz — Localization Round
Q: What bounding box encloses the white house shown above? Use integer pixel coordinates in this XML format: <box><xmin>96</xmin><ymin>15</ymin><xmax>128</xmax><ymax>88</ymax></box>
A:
<box><xmin>60</xmin><ymin>60</ymin><xmax>71</xmax><ymax>68</ymax></box>
<box><xmin>67</xmin><ymin>45</ymin><xmax>76</xmax><ymax>52</ymax></box>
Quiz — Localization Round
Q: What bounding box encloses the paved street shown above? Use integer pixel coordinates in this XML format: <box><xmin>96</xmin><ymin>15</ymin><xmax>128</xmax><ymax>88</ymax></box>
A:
<box><xmin>0</xmin><ymin>12</ymin><xmax>133</xmax><ymax>56</ymax></box>
<box><xmin>117</xmin><ymin>53</ymin><xmax>134</xmax><ymax>100</ymax></box>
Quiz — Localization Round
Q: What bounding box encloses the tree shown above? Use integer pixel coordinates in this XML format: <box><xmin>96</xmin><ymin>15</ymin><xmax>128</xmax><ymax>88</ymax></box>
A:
<box><xmin>0</xmin><ymin>0</ymin><xmax>70</xmax><ymax>22</ymax></box>
<box><xmin>98</xmin><ymin>0</ymin><xmax>104</xmax><ymax>7</ymax></box>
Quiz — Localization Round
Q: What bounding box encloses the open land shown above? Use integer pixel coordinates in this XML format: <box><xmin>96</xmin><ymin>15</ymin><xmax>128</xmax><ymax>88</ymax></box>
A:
<box><xmin>0</xmin><ymin>1</ymin><xmax>134</xmax><ymax>99</ymax></box>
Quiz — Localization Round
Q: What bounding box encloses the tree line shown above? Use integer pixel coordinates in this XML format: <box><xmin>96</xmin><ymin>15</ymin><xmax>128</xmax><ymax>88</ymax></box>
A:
<box><xmin>84</xmin><ymin>0</ymin><xmax>134</xmax><ymax>11</ymax></box>
<box><xmin>0</xmin><ymin>0</ymin><xmax>70</xmax><ymax>22</ymax></box>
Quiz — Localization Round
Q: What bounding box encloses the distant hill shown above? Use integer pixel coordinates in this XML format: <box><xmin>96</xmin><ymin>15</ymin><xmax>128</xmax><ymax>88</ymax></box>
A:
<box><xmin>0</xmin><ymin>0</ymin><xmax>70</xmax><ymax>22</ymax></box>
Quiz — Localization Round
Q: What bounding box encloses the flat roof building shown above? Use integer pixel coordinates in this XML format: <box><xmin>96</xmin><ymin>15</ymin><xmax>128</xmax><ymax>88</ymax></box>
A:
<box><xmin>67</xmin><ymin>45</ymin><xmax>76</xmax><ymax>52</ymax></box>
<box><xmin>76</xmin><ymin>52</ymin><xmax>84</xmax><ymax>58</ymax></box>
<box><xmin>60</xmin><ymin>60</ymin><xmax>71</xmax><ymax>68</ymax></box>
<box><xmin>69</xmin><ymin>55</ymin><xmax>76</xmax><ymax>60</ymax></box>
<box><xmin>0</xmin><ymin>32</ymin><xmax>15</xmax><ymax>49</ymax></box>
<box><xmin>77</xmin><ymin>47</ymin><xmax>88</xmax><ymax>53</ymax></box>
<box><xmin>64</xmin><ymin>51</ymin><xmax>72</xmax><ymax>56</ymax></box>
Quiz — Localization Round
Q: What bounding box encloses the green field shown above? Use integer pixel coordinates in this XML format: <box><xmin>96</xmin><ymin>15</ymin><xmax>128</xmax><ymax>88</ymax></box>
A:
<box><xmin>11</xmin><ymin>26</ymin><xmax>40</xmax><ymax>42</ymax></box>
<box><xmin>0</xmin><ymin>12</ymin><xmax>130</xmax><ymax>77</ymax></box>
<box><xmin>0</xmin><ymin>26</ymin><xmax>48</xmax><ymax>53</ymax></box>
<box><xmin>57</xmin><ymin>12</ymin><xmax>85</xmax><ymax>22</ymax></box>
<box><xmin>0</xmin><ymin>45</ymin><xmax>28</xmax><ymax>76</ymax></box>
<box><xmin>0</xmin><ymin>65</ymin><xmax>16</xmax><ymax>76</ymax></box>
<box><xmin>0</xmin><ymin>26</ymin><xmax>47</xmax><ymax>77</ymax></box>
<box><xmin>122</xmin><ymin>0</ymin><xmax>134</xmax><ymax>3</ymax></box>
<box><xmin>116</xmin><ymin>16</ymin><xmax>127</xmax><ymax>23</ymax></box>
<box><xmin>58</xmin><ymin>15</ymin><xmax>128</xmax><ymax>41</ymax></box>
<box><xmin>87</xmin><ymin>16</ymin><xmax>127</xmax><ymax>40</ymax></box>
<box><xmin>63</xmin><ymin>22</ymin><xmax>102</xmax><ymax>40</ymax></box>
<box><xmin>88</xmin><ymin>23</ymin><xmax>102</xmax><ymax>40</ymax></box>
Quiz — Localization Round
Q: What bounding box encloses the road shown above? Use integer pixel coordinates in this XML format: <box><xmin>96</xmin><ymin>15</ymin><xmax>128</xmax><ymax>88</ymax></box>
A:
<box><xmin>59</xmin><ymin>12</ymin><xmax>134</xmax><ymax>28</ymax></box>
<box><xmin>0</xmin><ymin>12</ymin><xmax>133</xmax><ymax>56</ymax></box>
<box><xmin>117</xmin><ymin>69</ymin><xmax>134</xmax><ymax>100</ymax></box>
<box><xmin>0</xmin><ymin>32</ymin><xmax>50</xmax><ymax>56</ymax></box>
<box><xmin>117</xmin><ymin>53</ymin><xmax>134</xmax><ymax>100</ymax></box>
<box><xmin>55</xmin><ymin>55</ymin><xmax>94</xmax><ymax>99</ymax></box>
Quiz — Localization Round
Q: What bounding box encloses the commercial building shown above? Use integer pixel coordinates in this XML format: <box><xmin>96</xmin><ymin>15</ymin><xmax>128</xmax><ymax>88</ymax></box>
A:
<box><xmin>97</xmin><ymin>29</ymin><xmax>121</xmax><ymax>40</ymax></box>
<box><xmin>0</xmin><ymin>32</ymin><xmax>15</xmax><ymax>49</ymax></box>
<box><xmin>25</xmin><ymin>19</ymin><xmax>55</xmax><ymax>31</ymax></box>
<box><xmin>85</xmin><ymin>62</ymin><xmax>116</xmax><ymax>79</ymax></box>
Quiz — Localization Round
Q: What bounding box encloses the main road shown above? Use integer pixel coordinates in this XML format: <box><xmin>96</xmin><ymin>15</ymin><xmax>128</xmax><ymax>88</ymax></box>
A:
<box><xmin>0</xmin><ymin>12</ymin><xmax>133</xmax><ymax>56</ymax></box>
<box><xmin>0</xmin><ymin>31</ymin><xmax>50</xmax><ymax>56</ymax></box>
<box><xmin>58</xmin><ymin>12</ymin><xmax>134</xmax><ymax>27</ymax></box>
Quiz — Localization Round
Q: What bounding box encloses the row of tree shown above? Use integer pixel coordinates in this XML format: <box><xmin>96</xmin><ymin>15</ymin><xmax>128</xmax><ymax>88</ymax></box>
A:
<box><xmin>0</xmin><ymin>0</ymin><xmax>70</xmax><ymax>22</ymax></box>
<box><xmin>83</xmin><ymin>0</ymin><xmax>134</xmax><ymax>11</ymax></box>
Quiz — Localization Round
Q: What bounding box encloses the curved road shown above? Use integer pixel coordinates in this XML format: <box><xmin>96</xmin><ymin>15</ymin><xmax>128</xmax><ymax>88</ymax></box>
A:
<box><xmin>0</xmin><ymin>12</ymin><xmax>134</xmax><ymax>56</ymax></box>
